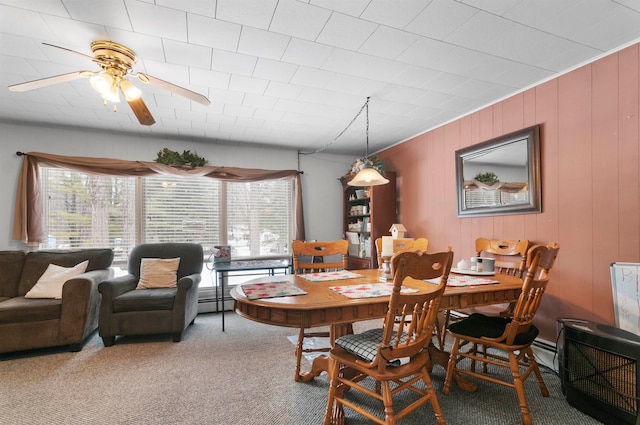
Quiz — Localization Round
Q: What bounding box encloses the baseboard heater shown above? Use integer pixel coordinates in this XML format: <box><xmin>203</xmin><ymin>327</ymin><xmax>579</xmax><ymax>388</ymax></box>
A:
<box><xmin>558</xmin><ymin>318</ymin><xmax>640</xmax><ymax>425</ymax></box>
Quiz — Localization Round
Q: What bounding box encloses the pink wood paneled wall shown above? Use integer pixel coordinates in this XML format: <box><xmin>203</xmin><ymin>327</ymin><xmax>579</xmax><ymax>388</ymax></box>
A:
<box><xmin>378</xmin><ymin>44</ymin><xmax>640</xmax><ymax>342</ymax></box>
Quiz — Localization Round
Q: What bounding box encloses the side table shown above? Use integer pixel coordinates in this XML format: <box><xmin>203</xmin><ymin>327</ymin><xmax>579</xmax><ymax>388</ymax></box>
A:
<box><xmin>213</xmin><ymin>259</ymin><xmax>290</xmax><ymax>331</ymax></box>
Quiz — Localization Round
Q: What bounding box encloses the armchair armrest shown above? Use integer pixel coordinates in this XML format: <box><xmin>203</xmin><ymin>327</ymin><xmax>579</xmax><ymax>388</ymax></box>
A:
<box><xmin>177</xmin><ymin>273</ymin><xmax>202</xmax><ymax>291</ymax></box>
<box><xmin>98</xmin><ymin>274</ymin><xmax>138</xmax><ymax>300</ymax></box>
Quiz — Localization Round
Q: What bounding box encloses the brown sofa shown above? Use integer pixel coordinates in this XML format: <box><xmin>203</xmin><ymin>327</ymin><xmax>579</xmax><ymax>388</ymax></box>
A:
<box><xmin>0</xmin><ymin>248</ymin><xmax>114</xmax><ymax>354</ymax></box>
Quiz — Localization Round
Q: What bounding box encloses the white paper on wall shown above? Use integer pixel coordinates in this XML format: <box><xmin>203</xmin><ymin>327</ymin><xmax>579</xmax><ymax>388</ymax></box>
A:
<box><xmin>610</xmin><ymin>262</ymin><xmax>640</xmax><ymax>336</ymax></box>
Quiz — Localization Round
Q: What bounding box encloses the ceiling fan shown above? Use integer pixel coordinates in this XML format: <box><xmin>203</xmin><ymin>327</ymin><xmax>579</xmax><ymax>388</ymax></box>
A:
<box><xmin>8</xmin><ymin>40</ymin><xmax>211</xmax><ymax>126</ymax></box>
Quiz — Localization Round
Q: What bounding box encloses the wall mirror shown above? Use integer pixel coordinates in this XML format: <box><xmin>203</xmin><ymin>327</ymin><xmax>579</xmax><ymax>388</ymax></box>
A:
<box><xmin>456</xmin><ymin>125</ymin><xmax>541</xmax><ymax>218</ymax></box>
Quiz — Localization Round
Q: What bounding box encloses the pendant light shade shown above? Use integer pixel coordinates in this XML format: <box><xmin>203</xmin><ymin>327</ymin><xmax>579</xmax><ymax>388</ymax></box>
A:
<box><xmin>348</xmin><ymin>164</ymin><xmax>389</xmax><ymax>186</ymax></box>
<box><xmin>347</xmin><ymin>97</ymin><xmax>389</xmax><ymax>187</ymax></box>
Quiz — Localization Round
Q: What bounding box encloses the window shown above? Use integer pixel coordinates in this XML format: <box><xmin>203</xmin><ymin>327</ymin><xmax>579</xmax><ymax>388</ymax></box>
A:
<box><xmin>40</xmin><ymin>168</ymin><xmax>294</xmax><ymax>264</ymax></box>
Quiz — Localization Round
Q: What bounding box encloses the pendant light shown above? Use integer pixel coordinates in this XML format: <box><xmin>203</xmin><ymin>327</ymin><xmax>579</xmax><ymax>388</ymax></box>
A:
<box><xmin>348</xmin><ymin>97</ymin><xmax>389</xmax><ymax>187</ymax></box>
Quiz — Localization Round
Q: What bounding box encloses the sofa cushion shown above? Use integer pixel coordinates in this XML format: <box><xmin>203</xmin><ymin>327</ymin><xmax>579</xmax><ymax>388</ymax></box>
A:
<box><xmin>24</xmin><ymin>260</ymin><xmax>89</xmax><ymax>299</ymax></box>
<box><xmin>18</xmin><ymin>249</ymin><xmax>114</xmax><ymax>296</ymax></box>
<box><xmin>0</xmin><ymin>251</ymin><xmax>26</xmax><ymax>298</ymax></box>
<box><xmin>113</xmin><ymin>288</ymin><xmax>177</xmax><ymax>312</ymax></box>
<box><xmin>0</xmin><ymin>297</ymin><xmax>62</xmax><ymax>324</ymax></box>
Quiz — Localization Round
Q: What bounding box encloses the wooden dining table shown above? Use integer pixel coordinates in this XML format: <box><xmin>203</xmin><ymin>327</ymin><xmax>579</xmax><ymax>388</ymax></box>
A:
<box><xmin>230</xmin><ymin>269</ymin><xmax>523</xmax><ymax>389</ymax></box>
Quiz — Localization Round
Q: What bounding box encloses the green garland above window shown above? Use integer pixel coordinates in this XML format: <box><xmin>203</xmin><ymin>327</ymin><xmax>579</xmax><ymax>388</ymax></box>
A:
<box><xmin>155</xmin><ymin>148</ymin><xmax>208</xmax><ymax>168</ymax></box>
<box><xmin>474</xmin><ymin>172</ymin><xmax>499</xmax><ymax>184</ymax></box>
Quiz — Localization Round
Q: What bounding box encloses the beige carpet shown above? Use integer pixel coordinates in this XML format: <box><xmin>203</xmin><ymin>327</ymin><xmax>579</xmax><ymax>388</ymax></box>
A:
<box><xmin>1</xmin><ymin>313</ymin><xmax>602</xmax><ymax>425</ymax></box>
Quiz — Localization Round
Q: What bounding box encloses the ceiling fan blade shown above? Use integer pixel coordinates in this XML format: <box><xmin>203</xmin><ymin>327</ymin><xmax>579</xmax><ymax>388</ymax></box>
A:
<box><xmin>8</xmin><ymin>71</ymin><xmax>90</xmax><ymax>92</ymax></box>
<box><xmin>140</xmin><ymin>74</ymin><xmax>211</xmax><ymax>106</ymax></box>
<box><xmin>42</xmin><ymin>42</ymin><xmax>96</xmax><ymax>62</ymax></box>
<box><xmin>126</xmin><ymin>96</ymin><xmax>156</xmax><ymax>126</ymax></box>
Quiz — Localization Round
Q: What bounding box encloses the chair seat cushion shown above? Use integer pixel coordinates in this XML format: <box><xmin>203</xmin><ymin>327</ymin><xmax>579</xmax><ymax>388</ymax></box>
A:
<box><xmin>113</xmin><ymin>288</ymin><xmax>177</xmax><ymax>312</ymax></box>
<box><xmin>448</xmin><ymin>313</ymin><xmax>538</xmax><ymax>345</ymax></box>
<box><xmin>335</xmin><ymin>328</ymin><xmax>409</xmax><ymax>365</ymax></box>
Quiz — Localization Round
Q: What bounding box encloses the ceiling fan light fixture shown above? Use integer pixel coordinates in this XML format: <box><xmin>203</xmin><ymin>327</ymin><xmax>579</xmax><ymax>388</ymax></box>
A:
<box><xmin>89</xmin><ymin>73</ymin><xmax>113</xmax><ymax>96</ymax></box>
<box><xmin>119</xmin><ymin>78</ymin><xmax>142</xmax><ymax>101</ymax></box>
<box><xmin>103</xmin><ymin>82</ymin><xmax>120</xmax><ymax>103</ymax></box>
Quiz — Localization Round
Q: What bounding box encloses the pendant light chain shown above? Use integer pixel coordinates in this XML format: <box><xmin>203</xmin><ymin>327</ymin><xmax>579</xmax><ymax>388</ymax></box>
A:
<box><xmin>365</xmin><ymin>96</ymin><xmax>370</xmax><ymax>161</ymax></box>
<box><xmin>299</xmin><ymin>97</ymin><xmax>370</xmax><ymax>156</ymax></box>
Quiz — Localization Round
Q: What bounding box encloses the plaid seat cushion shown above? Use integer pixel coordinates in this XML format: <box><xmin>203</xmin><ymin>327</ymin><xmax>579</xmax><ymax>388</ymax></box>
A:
<box><xmin>335</xmin><ymin>328</ymin><xmax>409</xmax><ymax>364</ymax></box>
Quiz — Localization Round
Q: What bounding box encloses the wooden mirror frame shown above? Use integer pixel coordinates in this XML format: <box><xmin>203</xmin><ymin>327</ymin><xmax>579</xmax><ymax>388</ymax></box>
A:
<box><xmin>456</xmin><ymin>125</ymin><xmax>541</xmax><ymax>218</ymax></box>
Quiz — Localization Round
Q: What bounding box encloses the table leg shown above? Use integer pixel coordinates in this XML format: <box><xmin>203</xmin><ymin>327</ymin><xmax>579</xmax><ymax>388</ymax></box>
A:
<box><xmin>428</xmin><ymin>343</ymin><xmax>477</xmax><ymax>392</ymax></box>
<box><xmin>296</xmin><ymin>322</ymin><xmax>354</xmax><ymax>383</ymax></box>
<box><xmin>221</xmin><ymin>271</ymin><xmax>226</xmax><ymax>331</ymax></box>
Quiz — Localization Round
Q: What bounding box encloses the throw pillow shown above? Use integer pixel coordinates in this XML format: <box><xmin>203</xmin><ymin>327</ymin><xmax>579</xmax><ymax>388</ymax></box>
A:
<box><xmin>136</xmin><ymin>257</ymin><xmax>181</xmax><ymax>289</ymax></box>
<box><xmin>24</xmin><ymin>260</ymin><xmax>89</xmax><ymax>299</ymax></box>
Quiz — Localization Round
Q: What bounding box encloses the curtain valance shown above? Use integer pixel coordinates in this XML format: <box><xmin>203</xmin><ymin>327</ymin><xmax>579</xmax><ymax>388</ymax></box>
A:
<box><xmin>13</xmin><ymin>151</ymin><xmax>305</xmax><ymax>246</ymax></box>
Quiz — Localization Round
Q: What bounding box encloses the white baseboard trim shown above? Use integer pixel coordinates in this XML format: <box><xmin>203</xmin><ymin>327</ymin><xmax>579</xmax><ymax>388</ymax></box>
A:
<box><xmin>532</xmin><ymin>339</ymin><xmax>558</xmax><ymax>372</ymax></box>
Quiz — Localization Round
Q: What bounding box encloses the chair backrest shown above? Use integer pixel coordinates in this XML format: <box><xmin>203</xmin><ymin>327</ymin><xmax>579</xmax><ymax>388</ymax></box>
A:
<box><xmin>375</xmin><ymin>237</ymin><xmax>429</xmax><ymax>266</ymax></box>
<box><xmin>128</xmin><ymin>243</ymin><xmax>203</xmax><ymax>278</ymax></box>
<box><xmin>375</xmin><ymin>250</ymin><xmax>453</xmax><ymax>372</ymax></box>
<box><xmin>526</xmin><ymin>242</ymin><xmax>560</xmax><ymax>279</ymax></box>
<box><xmin>291</xmin><ymin>240</ymin><xmax>348</xmax><ymax>274</ymax></box>
<box><xmin>475</xmin><ymin>238</ymin><xmax>530</xmax><ymax>277</ymax></box>
<box><xmin>498</xmin><ymin>252</ymin><xmax>550</xmax><ymax>345</ymax></box>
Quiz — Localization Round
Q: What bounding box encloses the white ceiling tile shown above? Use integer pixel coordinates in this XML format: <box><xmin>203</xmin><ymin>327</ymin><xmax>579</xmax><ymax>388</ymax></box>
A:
<box><xmin>3</xmin><ymin>0</ymin><xmax>68</xmax><ymax>16</ymax></box>
<box><xmin>309</xmin><ymin>0</ymin><xmax>369</xmax><ymax>17</ymax></box>
<box><xmin>615</xmin><ymin>0</ymin><xmax>640</xmax><ymax>12</ymax></box>
<box><xmin>389</xmin><ymin>65</ymin><xmax>438</xmax><ymax>87</ymax></box>
<box><xmin>238</xmin><ymin>27</ymin><xmax>290</xmax><ymax>60</ymax></box>
<box><xmin>358</xmin><ymin>26</ymin><xmax>419</xmax><ymax>60</ymax></box>
<box><xmin>163</xmin><ymin>39</ymin><xmax>212</xmax><ymax>69</ymax></box>
<box><xmin>269</xmin><ymin>0</ymin><xmax>331</xmax><ymax>41</ymax></box>
<box><xmin>211</xmin><ymin>49</ymin><xmax>257</xmax><ymax>76</ymax></box>
<box><xmin>419</xmin><ymin>72</ymin><xmax>468</xmax><ymax>93</ymax></box>
<box><xmin>325</xmin><ymin>74</ymin><xmax>386</xmax><ymax>97</ymax></box>
<box><xmin>41</xmin><ymin>14</ymin><xmax>110</xmax><ymax>47</ymax></box>
<box><xmin>223</xmin><ymin>103</ymin><xmax>255</xmax><ymax>117</ymax></box>
<box><xmin>209</xmin><ymin>89</ymin><xmax>246</xmax><ymax>105</ymax></box>
<box><xmin>187</xmin><ymin>14</ymin><xmax>241</xmax><ymax>52</ymax></box>
<box><xmin>253</xmin><ymin>108</ymin><xmax>285</xmax><ymax>121</ymax></box>
<box><xmin>578</xmin><ymin>8</ymin><xmax>640</xmax><ymax>51</ymax></box>
<box><xmin>0</xmin><ymin>6</ymin><xmax>59</xmax><ymax>40</ymax></box>
<box><xmin>443</xmin><ymin>11</ymin><xmax>515</xmax><ymax>52</ymax></box>
<box><xmin>264</xmin><ymin>81</ymin><xmax>305</xmax><ymax>99</ymax></box>
<box><xmin>406</xmin><ymin>0</ymin><xmax>478</xmax><ymax>40</ymax></box>
<box><xmin>360</xmin><ymin>0</ymin><xmax>429</xmax><ymax>29</ymax></box>
<box><xmin>0</xmin><ymin>34</ymin><xmax>50</xmax><ymax>63</ymax></box>
<box><xmin>281</xmin><ymin>38</ymin><xmax>334</xmax><ymax>67</ymax></box>
<box><xmin>216</xmin><ymin>0</ymin><xmax>278</xmax><ymax>30</ymax></box>
<box><xmin>125</xmin><ymin>0</ymin><xmax>187</xmax><ymax>41</ymax></box>
<box><xmin>252</xmin><ymin>58</ymin><xmax>298</xmax><ymax>83</ymax></box>
<box><xmin>459</xmin><ymin>0</ymin><xmax>523</xmax><ymax>16</ymax></box>
<box><xmin>290</xmin><ymin>66</ymin><xmax>336</xmax><ymax>89</ymax></box>
<box><xmin>242</xmin><ymin>93</ymin><xmax>278</xmax><ymax>109</ymax></box>
<box><xmin>189</xmin><ymin>68</ymin><xmax>230</xmax><ymax>90</ymax></box>
<box><xmin>316</xmin><ymin>13</ymin><xmax>377</xmax><ymax>51</ymax></box>
<box><xmin>395</xmin><ymin>37</ymin><xmax>456</xmax><ymax>68</ymax></box>
<box><xmin>64</xmin><ymin>1</ymin><xmax>132</xmax><ymax>31</ymax></box>
<box><xmin>229</xmin><ymin>74</ymin><xmax>268</xmax><ymax>94</ymax></box>
<box><xmin>157</xmin><ymin>0</ymin><xmax>216</xmax><ymax>17</ymax></box>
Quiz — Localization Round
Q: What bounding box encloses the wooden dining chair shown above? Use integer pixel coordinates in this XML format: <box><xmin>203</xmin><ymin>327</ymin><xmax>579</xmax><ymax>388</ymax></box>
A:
<box><xmin>475</xmin><ymin>238</ymin><xmax>530</xmax><ymax>277</ymax></box>
<box><xmin>291</xmin><ymin>239</ymin><xmax>349</xmax><ymax>381</ymax></box>
<box><xmin>374</xmin><ymin>237</ymin><xmax>429</xmax><ymax>267</ymax></box>
<box><xmin>324</xmin><ymin>250</ymin><xmax>453</xmax><ymax>425</ymax></box>
<box><xmin>471</xmin><ymin>242</ymin><xmax>560</xmax><ymax>374</ymax></box>
<box><xmin>437</xmin><ymin>238</ymin><xmax>530</xmax><ymax>349</ymax></box>
<box><xmin>442</xmin><ymin>250</ymin><xmax>550</xmax><ymax>425</ymax></box>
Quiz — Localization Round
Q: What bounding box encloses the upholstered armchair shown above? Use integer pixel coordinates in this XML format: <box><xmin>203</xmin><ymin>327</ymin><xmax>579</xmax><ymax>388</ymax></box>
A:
<box><xmin>98</xmin><ymin>243</ymin><xmax>203</xmax><ymax>346</ymax></box>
